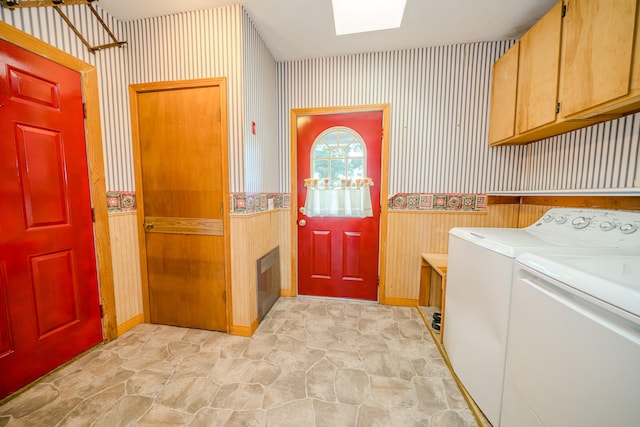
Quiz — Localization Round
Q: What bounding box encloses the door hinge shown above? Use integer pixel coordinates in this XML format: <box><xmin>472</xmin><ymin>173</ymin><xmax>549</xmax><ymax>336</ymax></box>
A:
<box><xmin>377</xmin><ymin>276</ymin><xmax>380</xmax><ymax>286</ymax></box>
<box><xmin>91</xmin><ymin>207</ymin><xmax>96</xmax><ymax>222</ymax></box>
<box><xmin>556</xmin><ymin>102</ymin><xmax>561</xmax><ymax>114</ymax></box>
<box><xmin>561</xmin><ymin>3</ymin><xmax>567</xmax><ymax>17</ymax></box>
<box><xmin>83</xmin><ymin>102</ymin><xmax>87</xmax><ymax>119</ymax></box>
<box><xmin>99</xmin><ymin>304</ymin><xmax>104</xmax><ymax>318</ymax></box>
<box><xmin>223</xmin><ymin>290</ymin><xmax>226</xmax><ymax>303</ymax></box>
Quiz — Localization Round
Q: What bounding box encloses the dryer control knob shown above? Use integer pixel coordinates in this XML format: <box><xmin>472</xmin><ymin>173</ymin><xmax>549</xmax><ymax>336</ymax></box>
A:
<box><xmin>620</xmin><ymin>223</ymin><xmax>638</xmax><ymax>234</ymax></box>
<box><xmin>555</xmin><ymin>216</ymin><xmax>567</xmax><ymax>224</ymax></box>
<box><xmin>542</xmin><ymin>214</ymin><xmax>554</xmax><ymax>223</ymax></box>
<box><xmin>600</xmin><ymin>221</ymin><xmax>616</xmax><ymax>231</ymax></box>
<box><xmin>572</xmin><ymin>217</ymin><xmax>590</xmax><ymax>229</ymax></box>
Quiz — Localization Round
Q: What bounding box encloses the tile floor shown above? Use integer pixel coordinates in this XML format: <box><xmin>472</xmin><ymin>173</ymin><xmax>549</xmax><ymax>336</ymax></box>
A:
<box><xmin>0</xmin><ymin>297</ymin><xmax>478</xmax><ymax>426</ymax></box>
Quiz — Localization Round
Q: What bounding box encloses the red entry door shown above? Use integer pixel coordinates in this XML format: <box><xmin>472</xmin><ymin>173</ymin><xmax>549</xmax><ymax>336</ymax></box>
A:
<box><xmin>0</xmin><ymin>39</ymin><xmax>103</xmax><ymax>399</ymax></box>
<box><xmin>297</xmin><ymin>111</ymin><xmax>382</xmax><ymax>300</ymax></box>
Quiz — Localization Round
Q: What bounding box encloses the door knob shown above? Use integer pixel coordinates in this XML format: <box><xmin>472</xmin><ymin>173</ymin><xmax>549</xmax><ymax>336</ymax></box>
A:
<box><xmin>144</xmin><ymin>221</ymin><xmax>155</xmax><ymax>230</ymax></box>
<box><xmin>299</xmin><ymin>219</ymin><xmax>306</xmax><ymax>227</ymax></box>
<box><xmin>299</xmin><ymin>206</ymin><xmax>305</xmax><ymax>214</ymax></box>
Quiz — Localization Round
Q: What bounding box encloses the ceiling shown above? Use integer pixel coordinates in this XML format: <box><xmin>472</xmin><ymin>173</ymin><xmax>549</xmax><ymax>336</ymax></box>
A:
<box><xmin>96</xmin><ymin>0</ymin><xmax>557</xmax><ymax>62</ymax></box>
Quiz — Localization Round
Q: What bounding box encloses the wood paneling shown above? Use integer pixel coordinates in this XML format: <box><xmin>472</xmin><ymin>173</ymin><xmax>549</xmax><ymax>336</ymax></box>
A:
<box><xmin>230</xmin><ymin>209</ymin><xmax>292</xmax><ymax>335</ymax></box>
<box><xmin>108</xmin><ymin>212</ymin><xmax>143</xmax><ymax>332</ymax></box>
<box><xmin>383</xmin><ymin>205</ymin><xmax>520</xmax><ymax>302</ymax></box>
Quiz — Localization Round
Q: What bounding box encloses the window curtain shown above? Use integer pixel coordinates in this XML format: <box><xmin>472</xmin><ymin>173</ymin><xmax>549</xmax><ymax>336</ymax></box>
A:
<box><xmin>303</xmin><ymin>178</ymin><xmax>373</xmax><ymax>218</ymax></box>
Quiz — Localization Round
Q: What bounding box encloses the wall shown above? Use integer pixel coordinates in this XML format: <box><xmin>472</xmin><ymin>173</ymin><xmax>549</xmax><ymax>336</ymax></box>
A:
<box><xmin>385</xmin><ymin>205</ymin><xmax>520</xmax><ymax>303</ymax></box>
<box><xmin>523</xmin><ymin>115</ymin><xmax>640</xmax><ymax>191</ymax></box>
<box><xmin>242</xmin><ymin>10</ymin><xmax>279</xmax><ymax>192</ymax></box>
<box><xmin>277</xmin><ymin>44</ymin><xmax>639</xmax><ymax>195</ymax></box>
<box><xmin>277</xmin><ymin>42</ymin><xmax>639</xmax><ymax>302</ymax></box>
<box><xmin>277</xmin><ymin>42</ymin><xmax>528</xmax><ymax>194</ymax></box>
<box><xmin>229</xmin><ymin>209</ymin><xmax>291</xmax><ymax>335</ymax></box>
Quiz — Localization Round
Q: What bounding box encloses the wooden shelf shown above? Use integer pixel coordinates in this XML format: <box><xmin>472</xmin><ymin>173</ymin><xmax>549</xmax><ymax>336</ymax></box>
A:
<box><xmin>419</xmin><ymin>252</ymin><xmax>448</xmax><ymax>343</ymax></box>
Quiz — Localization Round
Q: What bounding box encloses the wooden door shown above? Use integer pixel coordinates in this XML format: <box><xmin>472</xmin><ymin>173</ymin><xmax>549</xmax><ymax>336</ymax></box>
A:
<box><xmin>297</xmin><ymin>112</ymin><xmax>382</xmax><ymax>301</ymax></box>
<box><xmin>488</xmin><ymin>42</ymin><xmax>519</xmax><ymax>145</ymax></box>
<box><xmin>559</xmin><ymin>0</ymin><xmax>637</xmax><ymax>118</ymax></box>
<box><xmin>0</xmin><ymin>39</ymin><xmax>103</xmax><ymax>399</ymax></box>
<box><xmin>131</xmin><ymin>80</ymin><xmax>229</xmax><ymax>331</ymax></box>
<box><xmin>516</xmin><ymin>1</ymin><xmax>562</xmax><ymax>133</ymax></box>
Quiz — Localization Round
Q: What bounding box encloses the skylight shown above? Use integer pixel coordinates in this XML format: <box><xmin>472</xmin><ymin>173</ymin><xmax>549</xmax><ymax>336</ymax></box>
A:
<box><xmin>332</xmin><ymin>0</ymin><xmax>407</xmax><ymax>36</ymax></box>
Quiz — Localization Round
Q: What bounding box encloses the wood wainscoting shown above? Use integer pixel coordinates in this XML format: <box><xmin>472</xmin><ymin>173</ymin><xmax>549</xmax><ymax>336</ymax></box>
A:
<box><xmin>383</xmin><ymin>195</ymin><xmax>640</xmax><ymax>306</ymax></box>
<box><xmin>230</xmin><ymin>209</ymin><xmax>292</xmax><ymax>336</ymax></box>
<box><xmin>382</xmin><ymin>204</ymin><xmax>521</xmax><ymax>304</ymax></box>
<box><xmin>108</xmin><ymin>211</ymin><xmax>144</xmax><ymax>335</ymax></box>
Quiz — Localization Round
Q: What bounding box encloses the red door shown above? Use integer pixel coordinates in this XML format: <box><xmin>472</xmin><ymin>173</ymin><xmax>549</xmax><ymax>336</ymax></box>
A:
<box><xmin>0</xmin><ymin>39</ymin><xmax>103</xmax><ymax>399</ymax></box>
<box><xmin>297</xmin><ymin>111</ymin><xmax>382</xmax><ymax>300</ymax></box>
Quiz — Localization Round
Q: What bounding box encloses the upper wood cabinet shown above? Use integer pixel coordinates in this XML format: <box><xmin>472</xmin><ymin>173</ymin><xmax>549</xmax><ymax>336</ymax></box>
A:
<box><xmin>559</xmin><ymin>0</ymin><xmax>639</xmax><ymax>119</ymax></box>
<box><xmin>489</xmin><ymin>0</ymin><xmax>640</xmax><ymax>145</ymax></box>
<box><xmin>488</xmin><ymin>42</ymin><xmax>519</xmax><ymax>144</ymax></box>
<box><xmin>516</xmin><ymin>1</ymin><xmax>562</xmax><ymax>134</ymax></box>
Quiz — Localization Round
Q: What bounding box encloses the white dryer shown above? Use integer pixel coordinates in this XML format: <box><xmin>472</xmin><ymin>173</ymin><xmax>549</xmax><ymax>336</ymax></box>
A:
<box><xmin>502</xmin><ymin>251</ymin><xmax>640</xmax><ymax>427</ymax></box>
<box><xmin>443</xmin><ymin>208</ymin><xmax>637</xmax><ymax>426</ymax></box>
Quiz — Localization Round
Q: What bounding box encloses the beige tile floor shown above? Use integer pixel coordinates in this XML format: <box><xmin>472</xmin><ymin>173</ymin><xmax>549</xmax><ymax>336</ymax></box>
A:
<box><xmin>0</xmin><ymin>297</ymin><xmax>478</xmax><ymax>426</ymax></box>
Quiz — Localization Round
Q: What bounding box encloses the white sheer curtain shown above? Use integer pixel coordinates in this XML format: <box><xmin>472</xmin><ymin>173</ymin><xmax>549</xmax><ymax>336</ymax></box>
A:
<box><xmin>304</xmin><ymin>178</ymin><xmax>373</xmax><ymax>218</ymax></box>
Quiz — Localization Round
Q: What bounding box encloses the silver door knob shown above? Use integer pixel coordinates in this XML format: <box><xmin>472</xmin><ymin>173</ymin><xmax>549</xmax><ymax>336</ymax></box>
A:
<box><xmin>299</xmin><ymin>219</ymin><xmax>306</xmax><ymax>227</ymax></box>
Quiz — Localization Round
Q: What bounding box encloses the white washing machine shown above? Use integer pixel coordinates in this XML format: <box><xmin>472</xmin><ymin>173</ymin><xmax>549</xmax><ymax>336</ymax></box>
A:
<box><xmin>502</xmin><ymin>252</ymin><xmax>640</xmax><ymax>427</ymax></box>
<box><xmin>443</xmin><ymin>208</ymin><xmax>639</xmax><ymax>426</ymax></box>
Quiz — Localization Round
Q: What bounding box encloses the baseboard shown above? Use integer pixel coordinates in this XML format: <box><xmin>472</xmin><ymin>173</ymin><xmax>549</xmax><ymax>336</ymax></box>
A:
<box><xmin>280</xmin><ymin>288</ymin><xmax>297</xmax><ymax>297</ymax></box>
<box><xmin>229</xmin><ymin>318</ymin><xmax>259</xmax><ymax>337</ymax></box>
<box><xmin>116</xmin><ymin>314</ymin><xmax>144</xmax><ymax>336</ymax></box>
<box><xmin>381</xmin><ymin>297</ymin><xmax>418</xmax><ymax>307</ymax></box>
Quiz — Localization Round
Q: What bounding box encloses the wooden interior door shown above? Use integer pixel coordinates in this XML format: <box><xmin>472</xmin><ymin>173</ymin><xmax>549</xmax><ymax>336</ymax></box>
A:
<box><xmin>0</xmin><ymin>39</ymin><xmax>103</xmax><ymax>398</ymax></box>
<box><xmin>131</xmin><ymin>80</ymin><xmax>228</xmax><ymax>331</ymax></box>
<box><xmin>297</xmin><ymin>111</ymin><xmax>382</xmax><ymax>301</ymax></box>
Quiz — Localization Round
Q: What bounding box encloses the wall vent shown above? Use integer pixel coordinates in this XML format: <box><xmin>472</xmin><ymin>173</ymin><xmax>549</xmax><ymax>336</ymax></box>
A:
<box><xmin>256</xmin><ymin>246</ymin><xmax>280</xmax><ymax>321</ymax></box>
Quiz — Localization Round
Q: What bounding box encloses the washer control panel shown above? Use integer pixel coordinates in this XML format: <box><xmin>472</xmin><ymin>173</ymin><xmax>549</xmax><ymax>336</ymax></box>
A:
<box><xmin>532</xmin><ymin>208</ymin><xmax>640</xmax><ymax>249</ymax></box>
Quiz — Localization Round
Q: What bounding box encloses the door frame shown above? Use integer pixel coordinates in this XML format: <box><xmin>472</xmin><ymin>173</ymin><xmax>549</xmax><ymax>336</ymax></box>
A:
<box><xmin>0</xmin><ymin>22</ymin><xmax>117</xmax><ymax>341</ymax></box>
<box><xmin>129</xmin><ymin>78</ymin><xmax>233</xmax><ymax>331</ymax></box>
<box><xmin>289</xmin><ymin>104</ymin><xmax>391</xmax><ymax>303</ymax></box>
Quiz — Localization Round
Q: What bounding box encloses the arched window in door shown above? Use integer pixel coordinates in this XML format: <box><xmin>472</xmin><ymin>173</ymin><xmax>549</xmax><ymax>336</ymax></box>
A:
<box><xmin>310</xmin><ymin>127</ymin><xmax>366</xmax><ymax>183</ymax></box>
<box><xmin>304</xmin><ymin>127</ymin><xmax>373</xmax><ymax>218</ymax></box>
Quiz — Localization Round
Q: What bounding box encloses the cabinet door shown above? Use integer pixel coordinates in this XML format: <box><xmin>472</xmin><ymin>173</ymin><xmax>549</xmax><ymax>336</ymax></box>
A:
<box><xmin>488</xmin><ymin>42</ymin><xmax>519</xmax><ymax>145</ymax></box>
<box><xmin>559</xmin><ymin>0</ymin><xmax>637</xmax><ymax>118</ymax></box>
<box><xmin>516</xmin><ymin>2</ymin><xmax>562</xmax><ymax>133</ymax></box>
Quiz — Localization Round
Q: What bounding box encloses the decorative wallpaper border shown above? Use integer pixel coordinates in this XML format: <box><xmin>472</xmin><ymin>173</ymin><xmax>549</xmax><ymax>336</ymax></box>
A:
<box><xmin>231</xmin><ymin>193</ymin><xmax>291</xmax><ymax>214</ymax></box>
<box><xmin>388</xmin><ymin>193</ymin><xmax>487</xmax><ymax>212</ymax></box>
<box><xmin>107</xmin><ymin>191</ymin><xmax>137</xmax><ymax>212</ymax></box>
<box><xmin>107</xmin><ymin>191</ymin><xmax>486</xmax><ymax>213</ymax></box>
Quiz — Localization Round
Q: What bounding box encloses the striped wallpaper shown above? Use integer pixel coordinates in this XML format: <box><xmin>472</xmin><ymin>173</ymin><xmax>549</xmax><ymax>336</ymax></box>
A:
<box><xmin>2</xmin><ymin>5</ymin><xmax>638</xmax><ymax>196</ymax></box>
<box><xmin>0</xmin><ymin>4</ymin><xmax>130</xmax><ymax>191</ymax></box>
<box><xmin>277</xmin><ymin>42</ymin><xmax>527</xmax><ymax>195</ymax></box>
<box><xmin>523</xmin><ymin>113</ymin><xmax>640</xmax><ymax>191</ymax></box>
<box><xmin>242</xmin><ymin>10</ymin><xmax>279</xmax><ymax>193</ymax></box>
<box><xmin>277</xmin><ymin>43</ymin><xmax>639</xmax><ymax>195</ymax></box>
